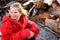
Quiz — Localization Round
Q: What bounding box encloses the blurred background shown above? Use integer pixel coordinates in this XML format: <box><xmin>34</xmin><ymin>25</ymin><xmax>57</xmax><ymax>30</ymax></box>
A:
<box><xmin>0</xmin><ymin>0</ymin><xmax>60</xmax><ymax>40</ymax></box>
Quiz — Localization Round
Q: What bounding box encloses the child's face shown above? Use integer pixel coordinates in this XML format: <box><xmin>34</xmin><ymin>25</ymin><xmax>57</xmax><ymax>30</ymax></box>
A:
<box><xmin>9</xmin><ymin>7</ymin><xmax>21</xmax><ymax>20</ymax></box>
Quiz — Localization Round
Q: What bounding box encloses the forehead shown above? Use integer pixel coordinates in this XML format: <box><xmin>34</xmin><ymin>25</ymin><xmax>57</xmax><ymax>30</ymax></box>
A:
<box><xmin>10</xmin><ymin>7</ymin><xmax>19</xmax><ymax>10</ymax></box>
<box><xmin>10</xmin><ymin>7</ymin><xmax>19</xmax><ymax>11</ymax></box>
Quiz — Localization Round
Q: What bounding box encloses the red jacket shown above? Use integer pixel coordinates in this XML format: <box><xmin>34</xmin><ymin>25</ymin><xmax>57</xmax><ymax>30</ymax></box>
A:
<box><xmin>1</xmin><ymin>15</ymin><xmax>39</xmax><ymax>40</ymax></box>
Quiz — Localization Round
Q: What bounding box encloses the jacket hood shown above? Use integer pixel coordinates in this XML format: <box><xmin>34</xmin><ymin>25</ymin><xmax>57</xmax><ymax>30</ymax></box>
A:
<box><xmin>2</xmin><ymin>16</ymin><xmax>11</xmax><ymax>23</ymax></box>
<box><xmin>2</xmin><ymin>15</ymin><xmax>26</xmax><ymax>30</ymax></box>
<box><xmin>2</xmin><ymin>15</ymin><xmax>26</xmax><ymax>23</ymax></box>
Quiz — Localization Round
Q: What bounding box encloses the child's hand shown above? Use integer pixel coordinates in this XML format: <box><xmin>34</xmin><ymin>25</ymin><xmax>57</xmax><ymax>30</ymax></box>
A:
<box><xmin>28</xmin><ymin>31</ymin><xmax>34</xmax><ymax>39</ymax></box>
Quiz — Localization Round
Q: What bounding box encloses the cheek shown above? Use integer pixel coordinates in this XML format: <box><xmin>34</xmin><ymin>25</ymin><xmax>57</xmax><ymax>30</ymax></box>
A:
<box><xmin>17</xmin><ymin>13</ymin><xmax>22</xmax><ymax>16</ymax></box>
<box><xmin>14</xmin><ymin>13</ymin><xmax>21</xmax><ymax>18</ymax></box>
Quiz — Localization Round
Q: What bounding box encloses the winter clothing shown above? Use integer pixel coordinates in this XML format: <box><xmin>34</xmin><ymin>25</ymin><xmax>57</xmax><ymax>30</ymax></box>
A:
<box><xmin>1</xmin><ymin>15</ymin><xmax>39</xmax><ymax>40</ymax></box>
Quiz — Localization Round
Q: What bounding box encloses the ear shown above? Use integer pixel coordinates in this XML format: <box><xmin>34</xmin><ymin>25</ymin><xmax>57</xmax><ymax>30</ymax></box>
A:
<box><xmin>6</xmin><ymin>13</ymin><xmax>10</xmax><ymax>16</ymax></box>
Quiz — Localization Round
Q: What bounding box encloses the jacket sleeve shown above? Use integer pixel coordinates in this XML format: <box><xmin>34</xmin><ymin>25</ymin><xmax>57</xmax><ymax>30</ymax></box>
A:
<box><xmin>2</xmin><ymin>22</ymin><xmax>30</xmax><ymax>40</ymax></box>
<box><xmin>26</xmin><ymin>19</ymin><xmax>39</xmax><ymax>37</ymax></box>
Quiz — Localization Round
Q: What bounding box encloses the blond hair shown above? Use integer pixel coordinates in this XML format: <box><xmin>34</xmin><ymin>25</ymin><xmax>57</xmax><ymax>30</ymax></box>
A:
<box><xmin>10</xmin><ymin>2</ymin><xmax>28</xmax><ymax>16</ymax></box>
